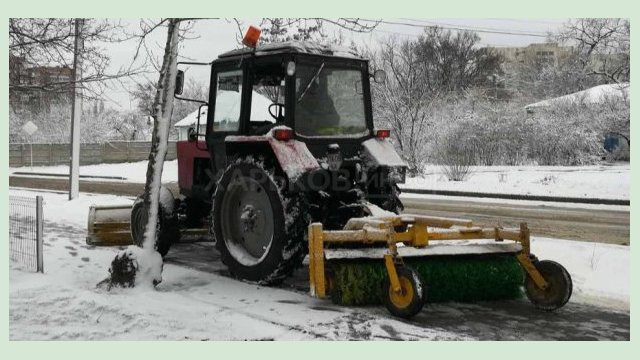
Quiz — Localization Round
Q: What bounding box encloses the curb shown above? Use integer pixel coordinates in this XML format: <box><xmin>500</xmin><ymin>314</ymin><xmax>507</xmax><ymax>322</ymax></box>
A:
<box><xmin>400</xmin><ymin>188</ymin><xmax>630</xmax><ymax>206</ymax></box>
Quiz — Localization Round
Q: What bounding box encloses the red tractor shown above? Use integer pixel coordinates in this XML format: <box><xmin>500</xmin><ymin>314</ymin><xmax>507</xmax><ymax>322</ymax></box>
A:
<box><xmin>89</xmin><ymin>39</ymin><xmax>407</xmax><ymax>285</ymax></box>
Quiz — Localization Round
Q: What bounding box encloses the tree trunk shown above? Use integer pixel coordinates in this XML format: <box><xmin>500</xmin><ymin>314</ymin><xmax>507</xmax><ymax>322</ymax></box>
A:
<box><xmin>101</xmin><ymin>19</ymin><xmax>181</xmax><ymax>290</ymax></box>
<box><xmin>142</xmin><ymin>19</ymin><xmax>181</xmax><ymax>249</ymax></box>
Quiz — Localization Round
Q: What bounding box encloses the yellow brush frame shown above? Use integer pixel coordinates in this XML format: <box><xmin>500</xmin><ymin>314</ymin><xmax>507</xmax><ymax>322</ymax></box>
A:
<box><xmin>308</xmin><ymin>215</ymin><xmax>549</xmax><ymax>300</ymax></box>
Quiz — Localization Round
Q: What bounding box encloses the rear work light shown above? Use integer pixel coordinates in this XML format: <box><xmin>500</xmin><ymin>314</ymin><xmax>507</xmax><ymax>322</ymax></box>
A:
<box><xmin>376</xmin><ymin>129</ymin><xmax>391</xmax><ymax>139</ymax></box>
<box><xmin>242</xmin><ymin>26</ymin><xmax>261</xmax><ymax>48</ymax></box>
<box><xmin>273</xmin><ymin>128</ymin><xmax>294</xmax><ymax>141</ymax></box>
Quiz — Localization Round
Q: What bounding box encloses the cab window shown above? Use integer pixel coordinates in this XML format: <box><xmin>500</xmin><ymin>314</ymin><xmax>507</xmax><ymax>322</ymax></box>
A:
<box><xmin>212</xmin><ymin>70</ymin><xmax>243</xmax><ymax>132</ymax></box>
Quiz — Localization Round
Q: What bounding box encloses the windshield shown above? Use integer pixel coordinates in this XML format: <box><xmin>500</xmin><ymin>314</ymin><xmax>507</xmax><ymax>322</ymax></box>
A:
<box><xmin>295</xmin><ymin>64</ymin><xmax>367</xmax><ymax>137</ymax></box>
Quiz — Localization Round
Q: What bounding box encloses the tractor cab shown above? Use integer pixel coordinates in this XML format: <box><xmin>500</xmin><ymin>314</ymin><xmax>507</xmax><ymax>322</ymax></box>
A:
<box><xmin>202</xmin><ymin>41</ymin><xmax>382</xmax><ymax>176</ymax></box>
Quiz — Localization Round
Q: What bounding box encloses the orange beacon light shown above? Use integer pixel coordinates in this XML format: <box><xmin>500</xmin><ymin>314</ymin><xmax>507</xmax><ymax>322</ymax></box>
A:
<box><xmin>242</xmin><ymin>26</ymin><xmax>261</xmax><ymax>48</ymax></box>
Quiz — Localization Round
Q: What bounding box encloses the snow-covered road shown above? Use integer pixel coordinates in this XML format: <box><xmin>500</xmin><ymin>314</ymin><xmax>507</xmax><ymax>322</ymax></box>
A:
<box><xmin>9</xmin><ymin>189</ymin><xmax>630</xmax><ymax>340</ymax></box>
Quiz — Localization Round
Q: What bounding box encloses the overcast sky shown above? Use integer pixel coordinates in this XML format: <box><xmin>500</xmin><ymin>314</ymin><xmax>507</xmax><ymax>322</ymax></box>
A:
<box><xmin>101</xmin><ymin>18</ymin><xmax>568</xmax><ymax>110</ymax></box>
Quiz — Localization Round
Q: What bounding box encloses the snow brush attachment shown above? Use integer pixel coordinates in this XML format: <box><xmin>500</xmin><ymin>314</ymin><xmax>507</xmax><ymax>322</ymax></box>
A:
<box><xmin>308</xmin><ymin>216</ymin><xmax>573</xmax><ymax>319</ymax></box>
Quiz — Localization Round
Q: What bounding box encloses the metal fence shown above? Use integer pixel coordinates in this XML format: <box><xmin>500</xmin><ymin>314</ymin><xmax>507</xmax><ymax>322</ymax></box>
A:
<box><xmin>9</xmin><ymin>195</ymin><xmax>44</xmax><ymax>272</ymax></box>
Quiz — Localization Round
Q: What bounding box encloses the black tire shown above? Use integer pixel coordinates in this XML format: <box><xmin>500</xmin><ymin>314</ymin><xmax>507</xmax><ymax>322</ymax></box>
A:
<box><xmin>130</xmin><ymin>187</ymin><xmax>180</xmax><ymax>257</ymax></box>
<box><xmin>383</xmin><ymin>266</ymin><xmax>425</xmax><ymax>319</ymax></box>
<box><xmin>213</xmin><ymin>159</ymin><xmax>308</xmax><ymax>285</ymax></box>
<box><xmin>524</xmin><ymin>260</ymin><xmax>572</xmax><ymax>311</ymax></box>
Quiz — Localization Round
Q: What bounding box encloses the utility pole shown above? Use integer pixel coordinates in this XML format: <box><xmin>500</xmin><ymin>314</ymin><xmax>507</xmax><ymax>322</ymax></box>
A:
<box><xmin>69</xmin><ymin>18</ymin><xmax>84</xmax><ymax>200</ymax></box>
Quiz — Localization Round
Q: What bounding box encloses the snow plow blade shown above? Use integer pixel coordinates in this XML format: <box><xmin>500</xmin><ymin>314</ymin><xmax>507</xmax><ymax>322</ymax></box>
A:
<box><xmin>86</xmin><ymin>204</ymin><xmax>134</xmax><ymax>246</ymax></box>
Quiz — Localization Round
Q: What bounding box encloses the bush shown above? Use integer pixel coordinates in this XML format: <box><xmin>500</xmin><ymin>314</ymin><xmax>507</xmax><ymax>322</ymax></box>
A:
<box><xmin>424</xmin><ymin>94</ymin><xmax>610</xmax><ymax>169</ymax></box>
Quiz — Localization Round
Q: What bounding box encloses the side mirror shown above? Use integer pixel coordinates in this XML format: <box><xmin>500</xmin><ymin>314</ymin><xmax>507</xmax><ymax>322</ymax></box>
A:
<box><xmin>187</xmin><ymin>127</ymin><xmax>197</xmax><ymax>142</ymax></box>
<box><xmin>175</xmin><ymin>70</ymin><xmax>185</xmax><ymax>95</ymax></box>
<box><xmin>373</xmin><ymin>69</ymin><xmax>386</xmax><ymax>84</ymax></box>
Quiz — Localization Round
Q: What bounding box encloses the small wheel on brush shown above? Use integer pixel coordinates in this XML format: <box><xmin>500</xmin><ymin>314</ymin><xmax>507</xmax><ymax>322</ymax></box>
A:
<box><xmin>130</xmin><ymin>187</ymin><xmax>180</xmax><ymax>257</ymax></box>
<box><xmin>383</xmin><ymin>266</ymin><xmax>425</xmax><ymax>319</ymax></box>
<box><xmin>524</xmin><ymin>260</ymin><xmax>572</xmax><ymax>311</ymax></box>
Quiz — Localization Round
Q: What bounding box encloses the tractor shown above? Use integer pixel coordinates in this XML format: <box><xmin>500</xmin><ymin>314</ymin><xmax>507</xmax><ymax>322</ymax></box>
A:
<box><xmin>91</xmin><ymin>36</ymin><xmax>408</xmax><ymax>285</ymax></box>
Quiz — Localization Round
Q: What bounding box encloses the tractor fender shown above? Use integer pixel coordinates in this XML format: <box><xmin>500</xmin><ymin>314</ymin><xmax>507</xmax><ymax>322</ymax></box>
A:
<box><xmin>225</xmin><ymin>135</ymin><xmax>320</xmax><ymax>181</ymax></box>
<box><xmin>362</xmin><ymin>138</ymin><xmax>407</xmax><ymax>168</ymax></box>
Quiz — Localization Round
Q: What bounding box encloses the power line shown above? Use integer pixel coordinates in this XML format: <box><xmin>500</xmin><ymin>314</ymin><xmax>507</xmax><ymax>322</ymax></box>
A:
<box><xmin>354</xmin><ymin>28</ymin><xmax>540</xmax><ymax>48</ymax></box>
<box><xmin>398</xmin><ymin>18</ymin><xmax>549</xmax><ymax>36</ymax></box>
<box><xmin>485</xmin><ymin>18</ymin><xmax>565</xmax><ymax>25</ymax></box>
<box><xmin>358</xmin><ymin>18</ymin><xmax>549</xmax><ymax>38</ymax></box>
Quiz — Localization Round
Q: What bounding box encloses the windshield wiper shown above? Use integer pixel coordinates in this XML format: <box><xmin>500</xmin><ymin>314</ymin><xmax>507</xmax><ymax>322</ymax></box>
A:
<box><xmin>297</xmin><ymin>62</ymin><xmax>325</xmax><ymax>103</ymax></box>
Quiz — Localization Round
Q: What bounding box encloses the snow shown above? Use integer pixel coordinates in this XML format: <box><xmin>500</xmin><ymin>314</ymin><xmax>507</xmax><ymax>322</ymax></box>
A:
<box><xmin>530</xmin><ymin>237</ymin><xmax>629</xmax><ymax>309</ymax></box>
<box><xmin>365</xmin><ymin>202</ymin><xmax>397</xmax><ymax>217</ymax></box>
<box><xmin>219</xmin><ymin>41</ymin><xmax>361</xmax><ymax>59</ymax></box>
<box><xmin>9</xmin><ymin>188</ymin><xmax>630</xmax><ymax>339</ymax></box>
<box><xmin>12</xmin><ymin>162</ymin><xmax>629</xmax><ymax>202</ymax></box>
<box><xmin>362</xmin><ymin>137</ymin><xmax>407</xmax><ymax>168</ymax></box>
<box><xmin>526</xmin><ymin>83</ymin><xmax>630</xmax><ymax>110</ymax></box>
<box><xmin>158</xmin><ymin>185</ymin><xmax>175</xmax><ymax>214</ymax></box>
<box><xmin>9</xmin><ymin>190</ymin><xmax>463</xmax><ymax>340</ymax></box>
<box><xmin>174</xmin><ymin>106</ymin><xmax>208</xmax><ymax>128</ymax></box>
<box><xmin>119</xmin><ymin>246</ymin><xmax>164</xmax><ymax>288</ymax></box>
<box><xmin>325</xmin><ymin>241</ymin><xmax>523</xmax><ymax>259</ymax></box>
<box><xmin>401</xmin><ymin>193</ymin><xmax>630</xmax><ymax>212</ymax></box>
<box><xmin>403</xmin><ymin>163</ymin><xmax>629</xmax><ymax>200</ymax></box>
<box><xmin>10</xmin><ymin>160</ymin><xmax>178</xmax><ymax>183</ymax></box>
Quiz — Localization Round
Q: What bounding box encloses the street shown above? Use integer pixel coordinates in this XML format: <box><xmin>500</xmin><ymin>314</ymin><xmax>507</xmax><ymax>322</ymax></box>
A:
<box><xmin>10</xmin><ymin>175</ymin><xmax>630</xmax><ymax>245</ymax></box>
<box><xmin>166</xmin><ymin>241</ymin><xmax>630</xmax><ymax>340</ymax></box>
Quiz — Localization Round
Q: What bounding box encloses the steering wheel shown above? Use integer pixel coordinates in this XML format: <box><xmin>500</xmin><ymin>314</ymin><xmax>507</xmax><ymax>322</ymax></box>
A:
<box><xmin>268</xmin><ymin>103</ymin><xmax>285</xmax><ymax>122</ymax></box>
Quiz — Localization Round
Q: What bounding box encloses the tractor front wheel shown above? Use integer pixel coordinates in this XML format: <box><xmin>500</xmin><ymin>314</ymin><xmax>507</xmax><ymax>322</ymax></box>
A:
<box><xmin>524</xmin><ymin>260</ymin><xmax>572</xmax><ymax>311</ymax></box>
<box><xmin>130</xmin><ymin>187</ymin><xmax>180</xmax><ymax>257</ymax></box>
<box><xmin>383</xmin><ymin>266</ymin><xmax>425</xmax><ymax>319</ymax></box>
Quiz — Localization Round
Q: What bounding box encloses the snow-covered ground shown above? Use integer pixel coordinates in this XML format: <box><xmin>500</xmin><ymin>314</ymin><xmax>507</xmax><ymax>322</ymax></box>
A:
<box><xmin>403</xmin><ymin>163</ymin><xmax>629</xmax><ymax>199</ymax></box>
<box><xmin>9</xmin><ymin>189</ymin><xmax>629</xmax><ymax>340</ymax></box>
<box><xmin>10</xmin><ymin>160</ymin><xmax>179</xmax><ymax>183</ymax></box>
<box><xmin>11</xmin><ymin>161</ymin><xmax>629</xmax><ymax>199</ymax></box>
<box><xmin>8</xmin><ymin>189</ymin><xmax>464</xmax><ymax>340</ymax></box>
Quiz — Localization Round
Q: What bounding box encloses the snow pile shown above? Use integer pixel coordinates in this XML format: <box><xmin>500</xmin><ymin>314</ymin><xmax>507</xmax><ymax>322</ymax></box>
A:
<box><xmin>112</xmin><ymin>246</ymin><xmax>163</xmax><ymax>289</ymax></box>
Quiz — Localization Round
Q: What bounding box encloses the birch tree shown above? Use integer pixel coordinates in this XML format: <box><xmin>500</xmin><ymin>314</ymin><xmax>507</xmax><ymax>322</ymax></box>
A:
<box><xmin>141</xmin><ymin>19</ymin><xmax>181</xmax><ymax>249</ymax></box>
<box><xmin>102</xmin><ymin>19</ymin><xmax>182</xmax><ymax>289</ymax></box>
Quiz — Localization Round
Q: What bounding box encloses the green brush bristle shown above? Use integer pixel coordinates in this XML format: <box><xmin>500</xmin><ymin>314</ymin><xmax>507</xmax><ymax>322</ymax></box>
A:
<box><xmin>331</xmin><ymin>254</ymin><xmax>524</xmax><ymax>306</ymax></box>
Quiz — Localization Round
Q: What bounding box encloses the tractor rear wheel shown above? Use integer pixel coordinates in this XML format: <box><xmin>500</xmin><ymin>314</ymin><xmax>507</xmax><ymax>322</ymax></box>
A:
<box><xmin>213</xmin><ymin>159</ymin><xmax>308</xmax><ymax>285</ymax></box>
<box><xmin>130</xmin><ymin>187</ymin><xmax>180</xmax><ymax>257</ymax></box>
